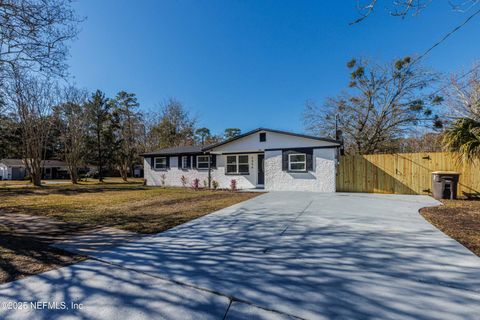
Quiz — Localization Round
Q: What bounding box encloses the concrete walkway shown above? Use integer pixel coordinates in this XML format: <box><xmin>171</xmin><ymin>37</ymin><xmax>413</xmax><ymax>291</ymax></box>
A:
<box><xmin>1</xmin><ymin>192</ymin><xmax>480</xmax><ymax>319</ymax></box>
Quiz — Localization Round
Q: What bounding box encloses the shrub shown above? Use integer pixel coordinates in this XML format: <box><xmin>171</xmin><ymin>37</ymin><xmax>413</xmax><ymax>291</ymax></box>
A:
<box><xmin>212</xmin><ymin>180</ymin><xmax>219</xmax><ymax>190</ymax></box>
<box><xmin>230</xmin><ymin>179</ymin><xmax>237</xmax><ymax>191</ymax></box>
<box><xmin>203</xmin><ymin>180</ymin><xmax>208</xmax><ymax>189</ymax></box>
<box><xmin>191</xmin><ymin>178</ymin><xmax>200</xmax><ymax>190</ymax></box>
<box><xmin>181</xmin><ymin>175</ymin><xmax>188</xmax><ymax>188</ymax></box>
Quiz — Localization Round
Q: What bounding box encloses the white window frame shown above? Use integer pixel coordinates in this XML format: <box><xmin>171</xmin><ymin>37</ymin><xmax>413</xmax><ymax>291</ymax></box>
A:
<box><xmin>181</xmin><ymin>156</ymin><xmax>188</xmax><ymax>169</ymax></box>
<box><xmin>288</xmin><ymin>153</ymin><xmax>306</xmax><ymax>172</ymax></box>
<box><xmin>226</xmin><ymin>155</ymin><xmax>249</xmax><ymax>174</ymax></box>
<box><xmin>154</xmin><ymin>157</ymin><xmax>167</xmax><ymax>170</ymax></box>
<box><xmin>196</xmin><ymin>155</ymin><xmax>210</xmax><ymax>170</ymax></box>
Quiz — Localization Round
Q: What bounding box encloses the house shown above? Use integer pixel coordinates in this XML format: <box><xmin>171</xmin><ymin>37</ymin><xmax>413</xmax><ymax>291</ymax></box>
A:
<box><xmin>133</xmin><ymin>165</ymin><xmax>144</xmax><ymax>178</ymax></box>
<box><xmin>142</xmin><ymin>128</ymin><xmax>341</xmax><ymax>192</ymax></box>
<box><xmin>0</xmin><ymin>159</ymin><xmax>26</xmax><ymax>180</ymax></box>
<box><xmin>0</xmin><ymin>159</ymin><xmax>71</xmax><ymax>180</ymax></box>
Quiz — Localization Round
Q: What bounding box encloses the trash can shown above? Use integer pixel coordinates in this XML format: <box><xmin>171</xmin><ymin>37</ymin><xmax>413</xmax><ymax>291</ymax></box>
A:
<box><xmin>432</xmin><ymin>171</ymin><xmax>460</xmax><ymax>200</ymax></box>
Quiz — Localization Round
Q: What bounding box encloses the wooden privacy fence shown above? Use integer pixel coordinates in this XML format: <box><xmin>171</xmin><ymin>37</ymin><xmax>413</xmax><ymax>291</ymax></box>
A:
<box><xmin>336</xmin><ymin>152</ymin><xmax>480</xmax><ymax>196</ymax></box>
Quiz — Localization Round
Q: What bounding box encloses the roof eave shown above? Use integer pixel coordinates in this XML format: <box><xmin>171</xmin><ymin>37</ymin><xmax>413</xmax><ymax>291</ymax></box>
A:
<box><xmin>140</xmin><ymin>151</ymin><xmax>207</xmax><ymax>157</ymax></box>
<box><xmin>202</xmin><ymin>128</ymin><xmax>341</xmax><ymax>151</ymax></box>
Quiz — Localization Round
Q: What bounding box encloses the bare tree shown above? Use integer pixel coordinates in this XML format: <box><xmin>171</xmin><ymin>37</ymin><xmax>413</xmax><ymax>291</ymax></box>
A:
<box><xmin>149</xmin><ymin>99</ymin><xmax>196</xmax><ymax>149</ymax></box>
<box><xmin>54</xmin><ymin>86</ymin><xmax>88</xmax><ymax>184</ymax></box>
<box><xmin>352</xmin><ymin>0</ymin><xmax>479</xmax><ymax>23</ymax></box>
<box><xmin>303</xmin><ymin>57</ymin><xmax>442</xmax><ymax>154</ymax></box>
<box><xmin>394</xmin><ymin>131</ymin><xmax>444</xmax><ymax>152</ymax></box>
<box><xmin>138</xmin><ymin>111</ymin><xmax>161</xmax><ymax>154</ymax></box>
<box><xmin>441</xmin><ymin>64</ymin><xmax>480</xmax><ymax>162</ymax></box>
<box><xmin>7</xmin><ymin>71</ymin><xmax>56</xmax><ymax>186</ymax></box>
<box><xmin>444</xmin><ymin>64</ymin><xmax>480</xmax><ymax>120</ymax></box>
<box><xmin>0</xmin><ymin>0</ymin><xmax>81</xmax><ymax>80</ymax></box>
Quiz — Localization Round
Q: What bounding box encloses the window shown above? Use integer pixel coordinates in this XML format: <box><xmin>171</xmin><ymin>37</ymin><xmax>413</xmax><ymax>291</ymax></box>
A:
<box><xmin>181</xmin><ymin>156</ymin><xmax>188</xmax><ymax>169</ymax></box>
<box><xmin>154</xmin><ymin>157</ymin><xmax>167</xmax><ymax>170</ymax></box>
<box><xmin>197</xmin><ymin>155</ymin><xmax>210</xmax><ymax>169</ymax></box>
<box><xmin>259</xmin><ymin>132</ymin><xmax>266</xmax><ymax>142</ymax></box>
<box><xmin>288</xmin><ymin>153</ymin><xmax>306</xmax><ymax>171</ymax></box>
<box><xmin>226</xmin><ymin>155</ymin><xmax>249</xmax><ymax>174</ymax></box>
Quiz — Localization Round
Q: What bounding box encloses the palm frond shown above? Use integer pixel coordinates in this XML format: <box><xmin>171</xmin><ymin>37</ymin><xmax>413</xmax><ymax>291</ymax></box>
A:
<box><xmin>443</xmin><ymin>118</ymin><xmax>480</xmax><ymax>163</ymax></box>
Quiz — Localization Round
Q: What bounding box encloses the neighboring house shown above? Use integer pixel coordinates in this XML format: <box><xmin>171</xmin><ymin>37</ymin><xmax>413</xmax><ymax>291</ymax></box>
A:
<box><xmin>0</xmin><ymin>159</ymin><xmax>71</xmax><ymax>180</ymax></box>
<box><xmin>133</xmin><ymin>165</ymin><xmax>144</xmax><ymax>178</ymax></box>
<box><xmin>142</xmin><ymin>128</ymin><xmax>341</xmax><ymax>192</ymax></box>
<box><xmin>0</xmin><ymin>159</ymin><xmax>26</xmax><ymax>180</ymax></box>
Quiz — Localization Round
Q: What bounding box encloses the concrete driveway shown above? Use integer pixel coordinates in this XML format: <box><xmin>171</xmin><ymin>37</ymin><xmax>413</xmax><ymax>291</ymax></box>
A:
<box><xmin>1</xmin><ymin>192</ymin><xmax>480</xmax><ymax>319</ymax></box>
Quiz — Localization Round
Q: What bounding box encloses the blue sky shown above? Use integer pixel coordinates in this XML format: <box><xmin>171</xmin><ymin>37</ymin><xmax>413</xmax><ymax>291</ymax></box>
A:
<box><xmin>68</xmin><ymin>1</ymin><xmax>480</xmax><ymax>136</ymax></box>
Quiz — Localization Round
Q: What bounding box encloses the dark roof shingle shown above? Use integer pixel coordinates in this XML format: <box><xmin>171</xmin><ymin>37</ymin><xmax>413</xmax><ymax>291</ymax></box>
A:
<box><xmin>141</xmin><ymin>128</ymin><xmax>341</xmax><ymax>156</ymax></box>
<box><xmin>0</xmin><ymin>159</ymin><xmax>68</xmax><ymax>167</ymax></box>
<box><xmin>203</xmin><ymin>127</ymin><xmax>340</xmax><ymax>150</ymax></box>
<box><xmin>141</xmin><ymin>145</ymin><xmax>204</xmax><ymax>156</ymax></box>
<box><xmin>0</xmin><ymin>159</ymin><xmax>24</xmax><ymax>166</ymax></box>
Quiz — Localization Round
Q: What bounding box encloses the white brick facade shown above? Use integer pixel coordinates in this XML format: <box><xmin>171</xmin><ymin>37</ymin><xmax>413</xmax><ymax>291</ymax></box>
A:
<box><xmin>144</xmin><ymin>154</ymin><xmax>258</xmax><ymax>190</ymax></box>
<box><xmin>264</xmin><ymin>148</ymin><xmax>336</xmax><ymax>192</ymax></box>
<box><xmin>143</xmin><ymin>128</ymin><xmax>340</xmax><ymax>192</ymax></box>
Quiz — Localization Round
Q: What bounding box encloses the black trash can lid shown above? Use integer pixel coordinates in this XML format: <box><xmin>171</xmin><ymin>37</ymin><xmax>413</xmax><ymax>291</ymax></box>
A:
<box><xmin>432</xmin><ymin>171</ymin><xmax>461</xmax><ymax>175</ymax></box>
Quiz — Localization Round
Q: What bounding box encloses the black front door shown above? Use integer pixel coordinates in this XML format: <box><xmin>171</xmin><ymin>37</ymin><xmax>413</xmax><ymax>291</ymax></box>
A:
<box><xmin>257</xmin><ymin>154</ymin><xmax>265</xmax><ymax>185</ymax></box>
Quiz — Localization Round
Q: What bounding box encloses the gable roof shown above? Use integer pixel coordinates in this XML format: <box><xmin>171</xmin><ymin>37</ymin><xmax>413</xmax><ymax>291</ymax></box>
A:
<box><xmin>141</xmin><ymin>145</ymin><xmax>205</xmax><ymax>157</ymax></box>
<box><xmin>202</xmin><ymin>128</ymin><xmax>340</xmax><ymax>151</ymax></box>
<box><xmin>0</xmin><ymin>159</ymin><xmax>24</xmax><ymax>167</ymax></box>
<box><xmin>140</xmin><ymin>128</ymin><xmax>340</xmax><ymax>157</ymax></box>
<box><xmin>0</xmin><ymin>159</ymin><xmax>68</xmax><ymax>168</ymax></box>
<box><xmin>42</xmin><ymin>160</ymin><xmax>68</xmax><ymax>167</ymax></box>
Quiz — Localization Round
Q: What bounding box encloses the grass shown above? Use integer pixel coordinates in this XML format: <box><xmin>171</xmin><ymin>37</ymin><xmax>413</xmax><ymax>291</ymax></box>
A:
<box><xmin>421</xmin><ymin>199</ymin><xmax>480</xmax><ymax>256</ymax></box>
<box><xmin>0</xmin><ymin>177</ymin><xmax>145</xmax><ymax>188</ymax></box>
<box><xmin>0</xmin><ymin>183</ymin><xmax>258</xmax><ymax>234</ymax></box>
<box><xmin>0</xmin><ymin>180</ymin><xmax>259</xmax><ymax>283</ymax></box>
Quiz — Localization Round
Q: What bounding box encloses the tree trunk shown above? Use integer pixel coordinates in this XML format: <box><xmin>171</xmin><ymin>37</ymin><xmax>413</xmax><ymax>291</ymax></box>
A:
<box><xmin>96</xmin><ymin>123</ymin><xmax>103</xmax><ymax>182</ymax></box>
<box><xmin>68</xmin><ymin>166</ymin><xmax>78</xmax><ymax>184</ymax></box>
<box><xmin>119</xmin><ymin>162</ymin><xmax>128</xmax><ymax>182</ymax></box>
<box><xmin>25</xmin><ymin>159</ymin><xmax>43</xmax><ymax>187</ymax></box>
<box><xmin>32</xmin><ymin>174</ymin><xmax>42</xmax><ymax>186</ymax></box>
<box><xmin>98</xmin><ymin>164</ymin><xmax>103</xmax><ymax>182</ymax></box>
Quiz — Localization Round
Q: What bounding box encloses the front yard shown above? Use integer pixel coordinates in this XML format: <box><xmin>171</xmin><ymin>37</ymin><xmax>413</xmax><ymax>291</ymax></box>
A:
<box><xmin>421</xmin><ymin>199</ymin><xmax>480</xmax><ymax>256</ymax></box>
<box><xmin>0</xmin><ymin>181</ymin><xmax>258</xmax><ymax>283</ymax></box>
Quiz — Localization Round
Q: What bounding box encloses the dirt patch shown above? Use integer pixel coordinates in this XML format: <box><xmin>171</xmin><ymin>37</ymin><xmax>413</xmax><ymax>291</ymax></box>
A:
<box><xmin>420</xmin><ymin>199</ymin><xmax>480</xmax><ymax>256</ymax></box>
<box><xmin>0</xmin><ymin>234</ymin><xmax>85</xmax><ymax>283</ymax></box>
<box><xmin>0</xmin><ymin>213</ymin><xmax>87</xmax><ymax>284</ymax></box>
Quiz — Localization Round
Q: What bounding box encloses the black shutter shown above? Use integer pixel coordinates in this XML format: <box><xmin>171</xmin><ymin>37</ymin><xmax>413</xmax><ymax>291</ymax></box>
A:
<box><xmin>282</xmin><ymin>151</ymin><xmax>289</xmax><ymax>171</ymax></box>
<box><xmin>166</xmin><ymin>156</ymin><xmax>170</xmax><ymax>169</ymax></box>
<box><xmin>192</xmin><ymin>155</ymin><xmax>197</xmax><ymax>169</ymax></box>
<box><xmin>186</xmin><ymin>155</ymin><xmax>191</xmax><ymax>169</ymax></box>
<box><xmin>306</xmin><ymin>151</ymin><xmax>313</xmax><ymax>171</ymax></box>
<box><xmin>150</xmin><ymin>157</ymin><xmax>154</xmax><ymax>168</ymax></box>
<box><xmin>210</xmin><ymin>155</ymin><xmax>216</xmax><ymax>168</ymax></box>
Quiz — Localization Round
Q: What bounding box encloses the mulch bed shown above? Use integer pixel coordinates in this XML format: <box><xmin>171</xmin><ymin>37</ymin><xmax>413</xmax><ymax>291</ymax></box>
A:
<box><xmin>420</xmin><ymin>199</ymin><xmax>480</xmax><ymax>256</ymax></box>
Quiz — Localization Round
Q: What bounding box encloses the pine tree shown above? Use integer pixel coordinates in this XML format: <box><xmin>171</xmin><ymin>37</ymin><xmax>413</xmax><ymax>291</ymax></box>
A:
<box><xmin>85</xmin><ymin>90</ymin><xmax>112</xmax><ymax>182</ymax></box>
